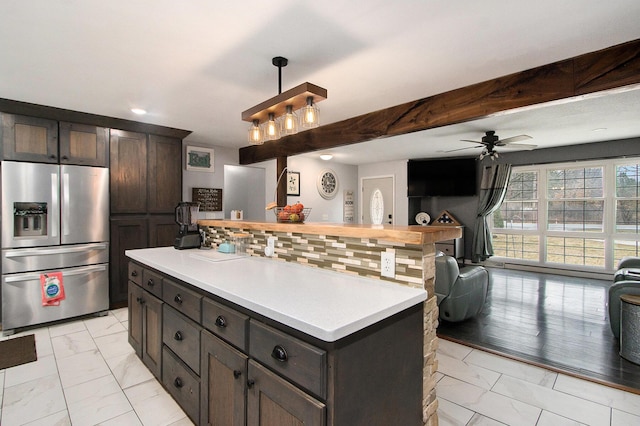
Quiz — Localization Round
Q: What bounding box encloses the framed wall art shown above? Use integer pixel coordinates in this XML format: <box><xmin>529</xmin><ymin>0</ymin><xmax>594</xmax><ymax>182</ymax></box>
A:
<box><xmin>287</xmin><ymin>171</ymin><xmax>300</xmax><ymax>196</ymax></box>
<box><xmin>186</xmin><ymin>146</ymin><xmax>214</xmax><ymax>172</ymax></box>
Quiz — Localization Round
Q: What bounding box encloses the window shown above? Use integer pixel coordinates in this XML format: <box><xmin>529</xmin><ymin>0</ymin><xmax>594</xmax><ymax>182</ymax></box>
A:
<box><xmin>490</xmin><ymin>158</ymin><xmax>640</xmax><ymax>271</ymax></box>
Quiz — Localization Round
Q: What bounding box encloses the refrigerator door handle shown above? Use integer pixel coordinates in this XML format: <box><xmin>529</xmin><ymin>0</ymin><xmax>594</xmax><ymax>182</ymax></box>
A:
<box><xmin>62</xmin><ymin>172</ymin><xmax>70</xmax><ymax>236</ymax></box>
<box><xmin>4</xmin><ymin>264</ymin><xmax>107</xmax><ymax>283</ymax></box>
<box><xmin>51</xmin><ymin>172</ymin><xmax>59</xmax><ymax>238</ymax></box>
<box><xmin>4</xmin><ymin>243</ymin><xmax>109</xmax><ymax>258</ymax></box>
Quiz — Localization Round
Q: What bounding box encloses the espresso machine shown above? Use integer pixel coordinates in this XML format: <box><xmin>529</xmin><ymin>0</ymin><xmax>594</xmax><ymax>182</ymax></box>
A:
<box><xmin>174</xmin><ymin>202</ymin><xmax>201</xmax><ymax>249</ymax></box>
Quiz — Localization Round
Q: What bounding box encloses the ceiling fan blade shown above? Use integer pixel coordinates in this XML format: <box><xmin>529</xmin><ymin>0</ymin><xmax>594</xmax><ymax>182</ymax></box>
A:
<box><xmin>500</xmin><ymin>143</ymin><xmax>537</xmax><ymax>150</ymax></box>
<box><xmin>442</xmin><ymin>146</ymin><xmax>480</xmax><ymax>153</ymax></box>
<box><xmin>460</xmin><ymin>139</ymin><xmax>483</xmax><ymax>144</ymax></box>
<box><xmin>497</xmin><ymin>134</ymin><xmax>532</xmax><ymax>145</ymax></box>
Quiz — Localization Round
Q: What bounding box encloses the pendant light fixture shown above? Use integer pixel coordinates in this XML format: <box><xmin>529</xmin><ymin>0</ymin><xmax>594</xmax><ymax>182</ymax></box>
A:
<box><xmin>248</xmin><ymin>119</ymin><xmax>262</xmax><ymax>144</ymax></box>
<box><xmin>300</xmin><ymin>96</ymin><xmax>319</xmax><ymax>128</ymax></box>
<box><xmin>264</xmin><ymin>113</ymin><xmax>280</xmax><ymax>141</ymax></box>
<box><xmin>242</xmin><ymin>56</ymin><xmax>327</xmax><ymax>144</ymax></box>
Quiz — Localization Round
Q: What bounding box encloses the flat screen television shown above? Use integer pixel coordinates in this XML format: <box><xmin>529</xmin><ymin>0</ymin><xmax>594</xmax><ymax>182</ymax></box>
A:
<box><xmin>407</xmin><ymin>158</ymin><xmax>477</xmax><ymax>197</ymax></box>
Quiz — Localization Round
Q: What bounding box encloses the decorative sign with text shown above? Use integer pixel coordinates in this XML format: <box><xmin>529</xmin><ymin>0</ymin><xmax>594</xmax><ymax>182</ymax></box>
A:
<box><xmin>192</xmin><ymin>187</ymin><xmax>223</xmax><ymax>212</ymax></box>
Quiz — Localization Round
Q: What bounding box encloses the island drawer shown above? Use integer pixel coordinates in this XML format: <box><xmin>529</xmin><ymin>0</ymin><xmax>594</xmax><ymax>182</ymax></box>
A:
<box><xmin>163</xmin><ymin>305</ymin><xmax>202</xmax><ymax>374</ymax></box>
<box><xmin>163</xmin><ymin>346</ymin><xmax>200</xmax><ymax>423</ymax></box>
<box><xmin>141</xmin><ymin>268</ymin><xmax>163</xmax><ymax>299</ymax></box>
<box><xmin>249</xmin><ymin>320</ymin><xmax>327</xmax><ymax>399</ymax></box>
<box><xmin>128</xmin><ymin>262</ymin><xmax>142</xmax><ymax>286</ymax></box>
<box><xmin>202</xmin><ymin>298</ymin><xmax>249</xmax><ymax>352</ymax></box>
<box><xmin>163</xmin><ymin>278</ymin><xmax>202</xmax><ymax>323</ymax></box>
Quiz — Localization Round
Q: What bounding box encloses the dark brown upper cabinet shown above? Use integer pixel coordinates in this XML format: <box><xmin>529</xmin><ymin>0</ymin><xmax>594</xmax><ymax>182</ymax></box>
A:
<box><xmin>1</xmin><ymin>114</ymin><xmax>109</xmax><ymax>166</ymax></box>
<box><xmin>59</xmin><ymin>121</ymin><xmax>109</xmax><ymax>167</ymax></box>
<box><xmin>1</xmin><ymin>113</ymin><xmax>58</xmax><ymax>163</ymax></box>
<box><xmin>110</xmin><ymin>129</ymin><xmax>148</xmax><ymax>214</ymax></box>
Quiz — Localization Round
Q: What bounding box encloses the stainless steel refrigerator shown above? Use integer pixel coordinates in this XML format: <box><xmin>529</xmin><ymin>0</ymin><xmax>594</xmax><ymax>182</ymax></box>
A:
<box><xmin>1</xmin><ymin>161</ymin><xmax>109</xmax><ymax>332</ymax></box>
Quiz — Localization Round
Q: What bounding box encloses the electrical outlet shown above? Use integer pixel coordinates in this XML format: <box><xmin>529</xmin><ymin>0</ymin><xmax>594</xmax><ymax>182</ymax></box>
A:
<box><xmin>381</xmin><ymin>250</ymin><xmax>396</xmax><ymax>278</ymax></box>
<box><xmin>265</xmin><ymin>237</ymin><xmax>276</xmax><ymax>257</ymax></box>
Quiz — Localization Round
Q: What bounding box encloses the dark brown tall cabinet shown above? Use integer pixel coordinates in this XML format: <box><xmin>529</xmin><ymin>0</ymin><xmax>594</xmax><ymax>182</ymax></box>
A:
<box><xmin>110</xmin><ymin>130</ymin><xmax>182</xmax><ymax>307</ymax></box>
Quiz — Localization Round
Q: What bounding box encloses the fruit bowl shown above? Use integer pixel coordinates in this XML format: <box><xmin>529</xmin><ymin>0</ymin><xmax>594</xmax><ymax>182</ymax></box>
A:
<box><xmin>274</xmin><ymin>207</ymin><xmax>311</xmax><ymax>223</ymax></box>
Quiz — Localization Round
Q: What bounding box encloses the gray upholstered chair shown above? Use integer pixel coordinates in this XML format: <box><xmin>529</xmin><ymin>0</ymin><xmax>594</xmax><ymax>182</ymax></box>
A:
<box><xmin>435</xmin><ymin>254</ymin><xmax>489</xmax><ymax>322</ymax></box>
<box><xmin>614</xmin><ymin>256</ymin><xmax>640</xmax><ymax>282</ymax></box>
<box><xmin>608</xmin><ymin>256</ymin><xmax>640</xmax><ymax>338</ymax></box>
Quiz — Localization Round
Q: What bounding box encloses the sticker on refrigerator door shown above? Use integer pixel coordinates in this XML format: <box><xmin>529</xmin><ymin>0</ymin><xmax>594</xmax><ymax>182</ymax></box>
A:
<box><xmin>40</xmin><ymin>272</ymin><xmax>65</xmax><ymax>306</ymax></box>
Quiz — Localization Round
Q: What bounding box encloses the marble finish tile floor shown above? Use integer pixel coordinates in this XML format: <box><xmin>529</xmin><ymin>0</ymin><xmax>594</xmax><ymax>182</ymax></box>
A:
<box><xmin>0</xmin><ymin>309</ymin><xmax>192</xmax><ymax>426</ymax></box>
<box><xmin>1</xmin><ymin>309</ymin><xmax>639</xmax><ymax>425</ymax></box>
<box><xmin>437</xmin><ymin>338</ymin><xmax>640</xmax><ymax>425</ymax></box>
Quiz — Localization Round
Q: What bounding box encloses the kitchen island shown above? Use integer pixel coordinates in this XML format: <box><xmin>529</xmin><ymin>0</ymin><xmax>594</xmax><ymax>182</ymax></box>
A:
<box><xmin>128</xmin><ymin>221</ymin><xmax>460</xmax><ymax>426</ymax></box>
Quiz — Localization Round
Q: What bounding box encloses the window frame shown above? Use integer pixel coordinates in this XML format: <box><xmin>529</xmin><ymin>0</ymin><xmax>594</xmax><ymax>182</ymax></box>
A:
<box><xmin>489</xmin><ymin>157</ymin><xmax>640</xmax><ymax>272</ymax></box>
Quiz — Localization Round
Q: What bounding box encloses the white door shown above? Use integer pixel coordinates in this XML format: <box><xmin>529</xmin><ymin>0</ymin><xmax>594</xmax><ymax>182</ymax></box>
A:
<box><xmin>362</xmin><ymin>176</ymin><xmax>394</xmax><ymax>225</ymax></box>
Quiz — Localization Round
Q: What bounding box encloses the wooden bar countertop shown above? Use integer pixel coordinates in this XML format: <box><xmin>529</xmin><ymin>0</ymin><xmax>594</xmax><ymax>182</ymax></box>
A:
<box><xmin>197</xmin><ymin>220</ymin><xmax>462</xmax><ymax>245</ymax></box>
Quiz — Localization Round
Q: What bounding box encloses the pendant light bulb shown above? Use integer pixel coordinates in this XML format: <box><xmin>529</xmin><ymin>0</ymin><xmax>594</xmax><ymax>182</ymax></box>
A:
<box><xmin>281</xmin><ymin>105</ymin><xmax>298</xmax><ymax>136</ymax></box>
<box><xmin>265</xmin><ymin>113</ymin><xmax>280</xmax><ymax>141</ymax></box>
<box><xmin>300</xmin><ymin>96</ymin><xmax>319</xmax><ymax>128</ymax></box>
<box><xmin>248</xmin><ymin>119</ymin><xmax>263</xmax><ymax>144</ymax></box>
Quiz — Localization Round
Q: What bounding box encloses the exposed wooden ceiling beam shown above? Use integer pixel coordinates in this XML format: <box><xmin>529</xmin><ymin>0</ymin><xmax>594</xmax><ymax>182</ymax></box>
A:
<box><xmin>239</xmin><ymin>38</ymin><xmax>640</xmax><ymax>165</ymax></box>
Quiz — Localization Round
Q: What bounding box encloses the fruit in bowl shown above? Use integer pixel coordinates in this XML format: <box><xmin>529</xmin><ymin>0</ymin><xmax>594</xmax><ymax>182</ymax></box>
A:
<box><xmin>274</xmin><ymin>204</ymin><xmax>310</xmax><ymax>223</ymax></box>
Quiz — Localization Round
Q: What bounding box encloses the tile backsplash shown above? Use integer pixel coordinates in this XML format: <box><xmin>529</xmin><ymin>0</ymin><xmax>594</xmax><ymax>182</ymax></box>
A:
<box><xmin>202</xmin><ymin>226</ymin><xmax>425</xmax><ymax>288</ymax></box>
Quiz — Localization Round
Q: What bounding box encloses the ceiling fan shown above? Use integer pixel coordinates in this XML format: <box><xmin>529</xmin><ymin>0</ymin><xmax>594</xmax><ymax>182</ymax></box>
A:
<box><xmin>447</xmin><ymin>130</ymin><xmax>536</xmax><ymax>159</ymax></box>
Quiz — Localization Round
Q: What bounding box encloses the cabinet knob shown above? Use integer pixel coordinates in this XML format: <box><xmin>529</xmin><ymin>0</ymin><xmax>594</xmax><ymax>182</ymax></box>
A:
<box><xmin>174</xmin><ymin>294</ymin><xmax>183</xmax><ymax>304</ymax></box>
<box><xmin>215</xmin><ymin>315</ymin><xmax>227</xmax><ymax>328</ymax></box>
<box><xmin>49</xmin><ymin>154</ymin><xmax>56</xmax><ymax>159</ymax></box>
<box><xmin>247</xmin><ymin>379</ymin><xmax>255</xmax><ymax>388</ymax></box>
<box><xmin>174</xmin><ymin>377</ymin><xmax>183</xmax><ymax>388</ymax></box>
<box><xmin>136</xmin><ymin>296</ymin><xmax>142</xmax><ymax>304</ymax></box>
<box><xmin>146</xmin><ymin>279</ymin><xmax>154</xmax><ymax>287</ymax></box>
<box><xmin>131</xmin><ymin>270</ymin><xmax>138</xmax><ymax>277</ymax></box>
<box><xmin>271</xmin><ymin>345</ymin><xmax>288</xmax><ymax>362</ymax></box>
<box><xmin>62</xmin><ymin>155</ymin><xmax>69</xmax><ymax>160</ymax></box>
<box><xmin>174</xmin><ymin>331</ymin><xmax>183</xmax><ymax>341</ymax></box>
<box><xmin>233</xmin><ymin>370</ymin><xmax>242</xmax><ymax>379</ymax></box>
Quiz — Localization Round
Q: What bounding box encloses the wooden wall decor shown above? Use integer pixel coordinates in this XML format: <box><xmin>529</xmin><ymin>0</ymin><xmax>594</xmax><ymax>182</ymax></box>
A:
<box><xmin>239</xmin><ymin>38</ymin><xmax>640</xmax><ymax>165</ymax></box>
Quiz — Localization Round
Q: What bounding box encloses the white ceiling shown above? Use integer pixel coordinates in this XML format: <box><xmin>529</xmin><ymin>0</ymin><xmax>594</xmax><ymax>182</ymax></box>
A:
<box><xmin>1</xmin><ymin>1</ymin><xmax>640</xmax><ymax>165</ymax></box>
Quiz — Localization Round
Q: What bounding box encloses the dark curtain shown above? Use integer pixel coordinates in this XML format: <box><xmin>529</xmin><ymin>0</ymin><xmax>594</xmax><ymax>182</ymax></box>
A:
<box><xmin>472</xmin><ymin>164</ymin><xmax>512</xmax><ymax>263</ymax></box>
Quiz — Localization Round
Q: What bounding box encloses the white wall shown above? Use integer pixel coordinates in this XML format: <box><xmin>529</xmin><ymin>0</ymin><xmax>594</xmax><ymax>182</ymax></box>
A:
<box><xmin>182</xmin><ymin>143</ymin><xmax>238</xmax><ymax>219</ymax></box>
<box><xmin>358</xmin><ymin>160</ymin><xmax>408</xmax><ymax>226</ymax></box>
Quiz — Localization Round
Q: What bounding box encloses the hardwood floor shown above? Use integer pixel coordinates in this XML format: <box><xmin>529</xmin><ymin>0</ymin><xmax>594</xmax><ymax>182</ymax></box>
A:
<box><xmin>437</xmin><ymin>267</ymin><xmax>640</xmax><ymax>394</ymax></box>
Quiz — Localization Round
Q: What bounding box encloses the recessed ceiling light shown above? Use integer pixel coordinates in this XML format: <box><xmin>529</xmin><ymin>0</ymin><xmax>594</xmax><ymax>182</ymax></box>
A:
<box><xmin>131</xmin><ymin>108</ymin><xmax>147</xmax><ymax>115</ymax></box>
<box><xmin>320</xmin><ymin>154</ymin><xmax>333</xmax><ymax>161</ymax></box>
<box><xmin>591</xmin><ymin>127</ymin><xmax>607</xmax><ymax>132</ymax></box>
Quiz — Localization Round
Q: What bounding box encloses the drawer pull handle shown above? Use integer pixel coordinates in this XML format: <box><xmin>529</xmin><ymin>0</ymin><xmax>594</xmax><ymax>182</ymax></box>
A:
<box><xmin>271</xmin><ymin>345</ymin><xmax>288</xmax><ymax>362</ymax></box>
<box><xmin>174</xmin><ymin>294</ymin><xmax>183</xmax><ymax>304</ymax></box>
<box><xmin>247</xmin><ymin>379</ymin><xmax>255</xmax><ymax>388</ymax></box>
<box><xmin>174</xmin><ymin>377</ymin><xmax>183</xmax><ymax>388</ymax></box>
<box><xmin>131</xmin><ymin>270</ymin><xmax>138</xmax><ymax>277</ymax></box>
<box><xmin>174</xmin><ymin>331</ymin><xmax>183</xmax><ymax>341</ymax></box>
<box><xmin>215</xmin><ymin>315</ymin><xmax>227</xmax><ymax>328</ymax></box>
<box><xmin>146</xmin><ymin>279</ymin><xmax>154</xmax><ymax>287</ymax></box>
<box><xmin>233</xmin><ymin>370</ymin><xmax>242</xmax><ymax>379</ymax></box>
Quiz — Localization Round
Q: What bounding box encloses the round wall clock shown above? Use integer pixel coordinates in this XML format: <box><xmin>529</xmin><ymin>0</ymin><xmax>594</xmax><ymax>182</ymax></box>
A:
<box><xmin>317</xmin><ymin>169</ymin><xmax>339</xmax><ymax>199</ymax></box>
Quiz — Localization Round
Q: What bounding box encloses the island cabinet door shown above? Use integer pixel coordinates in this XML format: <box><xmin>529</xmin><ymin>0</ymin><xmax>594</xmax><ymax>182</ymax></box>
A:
<box><xmin>200</xmin><ymin>330</ymin><xmax>248</xmax><ymax>426</ymax></box>
<box><xmin>128</xmin><ymin>281</ymin><xmax>143</xmax><ymax>356</ymax></box>
<box><xmin>141</xmin><ymin>293</ymin><xmax>163</xmax><ymax>379</ymax></box>
<box><xmin>246</xmin><ymin>360</ymin><xmax>325</xmax><ymax>426</ymax></box>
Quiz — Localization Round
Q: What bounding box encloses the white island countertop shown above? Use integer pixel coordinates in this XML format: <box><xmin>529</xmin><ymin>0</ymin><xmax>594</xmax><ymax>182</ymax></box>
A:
<box><xmin>126</xmin><ymin>247</ymin><xmax>426</xmax><ymax>342</ymax></box>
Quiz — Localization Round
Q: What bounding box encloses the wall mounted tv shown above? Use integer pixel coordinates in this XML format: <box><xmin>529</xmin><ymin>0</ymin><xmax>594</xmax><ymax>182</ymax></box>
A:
<box><xmin>407</xmin><ymin>158</ymin><xmax>478</xmax><ymax>197</ymax></box>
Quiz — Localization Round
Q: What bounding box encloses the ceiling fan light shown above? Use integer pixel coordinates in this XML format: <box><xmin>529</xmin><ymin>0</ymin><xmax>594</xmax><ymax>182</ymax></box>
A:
<box><xmin>264</xmin><ymin>113</ymin><xmax>280</xmax><ymax>141</ymax></box>
<box><xmin>281</xmin><ymin>105</ymin><xmax>298</xmax><ymax>135</ymax></box>
<box><xmin>299</xmin><ymin>96</ymin><xmax>319</xmax><ymax>128</ymax></box>
<box><xmin>320</xmin><ymin>154</ymin><xmax>333</xmax><ymax>161</ymax></box>
<box><xmin>248</xmin><ymin>119</ymin><xmax>263</xmax><ymax>145</ymax></box>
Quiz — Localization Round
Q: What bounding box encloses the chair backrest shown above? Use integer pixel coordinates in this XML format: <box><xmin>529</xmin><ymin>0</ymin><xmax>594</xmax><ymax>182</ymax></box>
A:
<box><xmin>435</xmin><ymin>255</ymin><xmax>461</xmax><ymax>299</ymax></box>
